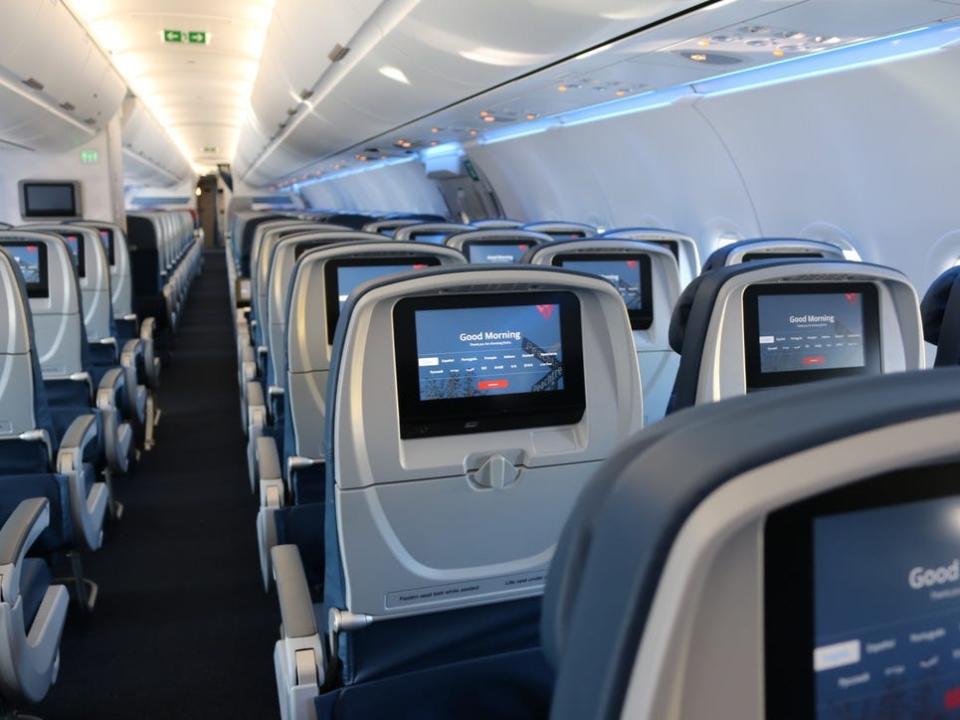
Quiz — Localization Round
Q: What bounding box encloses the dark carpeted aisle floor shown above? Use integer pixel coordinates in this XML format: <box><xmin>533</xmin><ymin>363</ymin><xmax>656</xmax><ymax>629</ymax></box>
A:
<box><xmin>36</xmin><ymin>250</ymin><xmax>280</xmax><ymax>719</ymax></box>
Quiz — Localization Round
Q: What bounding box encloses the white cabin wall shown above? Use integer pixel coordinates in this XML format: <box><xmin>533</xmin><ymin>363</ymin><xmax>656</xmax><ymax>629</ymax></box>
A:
<box><xmin>298</xmin><ymin>160</ymin><xmax>448</xmax><ymax>215</ymax></box>
<box><xmin>464</xmin><ymin>46</ymin><xmax>960</xmax><ymax>295</ymax></box>
<box><xmin>0</xmin><ymin>129</ymin><xmax>120</xmax><ymax>224</ymax></box>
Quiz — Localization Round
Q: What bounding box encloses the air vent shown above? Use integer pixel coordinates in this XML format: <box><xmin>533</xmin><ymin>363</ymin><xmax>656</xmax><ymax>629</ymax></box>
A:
<box><xmin>83</xmin><ymin>118</ymin><xmax>96</xmax><ymax>125</ymax></box>
<box><xmin>299</xmin><ymin>89</ymin><xmax>313</xmax><ymax>101</ymax></box>
<box><xmin>59</xmin><ymin>101</ymin><xmax>76</xmax><ymax>112</ymax></box>
<box><xmin>287</xmin><ymin>107</ymin><xmax>297</xmax><ymax>116</ymax></box>
<box><xmin>22</xmin><ymin>77</ymin><xmax>44</xmax><ymax>91</ymax></box>
<box><xmin>328</xmin><ymin>43</ymin><xmax>350</xmax><ymax>62</ymax></box>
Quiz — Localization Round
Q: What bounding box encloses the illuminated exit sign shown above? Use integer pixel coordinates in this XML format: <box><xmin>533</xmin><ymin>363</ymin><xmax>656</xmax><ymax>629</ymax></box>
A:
<box><xmin>163</xmin><ymin>30</ymin><xmax>208</xmax><ymax>44</ymax></box>
<box><xmin>163</xmin><ymin>29</ymin><xmax>182</xmax><ymax>43</ymax></box>
<box><xmin>79</xmin><ymin>149</ymin><xmax>99</xmax><ymax>164</ymax></box>
<box><xmin>188</xmin><ymin>31</ymin><xmax>207</xmax><ymax>44</ymax></box>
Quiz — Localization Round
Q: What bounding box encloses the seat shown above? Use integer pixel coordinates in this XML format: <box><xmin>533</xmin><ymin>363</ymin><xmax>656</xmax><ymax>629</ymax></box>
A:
<box><xmin>361</xmin><ymin>219</ymin><xmax>421</xmax><ymax>236</ymax></box>
<box><xmin>254</xmin><ymin>239</ymin><xmax>467</xmax><ymax>586</ymax></box>
<box><xmin>471</xmin><ymin>219</ymin><xmax>524</xmax><ymax>229</ymax></box>
<box><xmin>542</xmin><ymin>367</ymin><xmax>960</xmax><ymax>720</ymax></box>
<box><xmin>0</xmin><ymin>230</ymin><xmax>134</xmax><ymax>480</ymax></box>
<box><xmin>445</xmin><ymin>229</ymin><xmax>552</xmax><ymax>264</ymax></box>
<box><xmin>0</xmin><ymin>245</ymin><xmax>108</xmax><ymax>598</ymax></box>
<box><xmin>524</xmin><ymin>238</ymin><xmax>681</xmax><ymax>422</ymax></box>
<box><xmin>701</xmin><ymin>237</ymin><xmax>846</xmax><ymax>272</ymax></box>
<box><xmin>920</xmin><ymin>265</ymin><xmax>960</xmax><ymax>366</ymax></box>
<box><xmin>667</xmin><ymin>258</ymin><xmax>924</xmax><ymax>413</ymax></box>
<box><xmin>604</xmin><ymin>227</ymin><xmax>701</xmax><ymax>289</ymax></box>
<box><xmin>522</xmin><ymin>221</ymin><xmax>596</xmax><ymax>241</ymax></box>
<box><xmin>392</xmin><ymin>222</ymin><xmax>472</xmax><ymax>245</ymax></box>
<box><xmin>271</xmin><ymin>265</ymin><xmax>643</xmax><ymax>719</ymax></box>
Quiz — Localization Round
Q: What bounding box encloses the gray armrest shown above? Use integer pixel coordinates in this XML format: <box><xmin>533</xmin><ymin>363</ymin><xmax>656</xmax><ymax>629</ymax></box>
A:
<box><xmin>0</xmin><ymin>497</ymin><xmax>69</xmax><ymax>703</ymax></box>
<box><xmin>240</xmin><ymin>345</ymin><xmax>257</xmax><ymax>382</ymax></box>
<box><xmin>272</xmin><ymin>545</ymin><xmax>317</xmax><ymax>638</ymax></box>
<box><xmin>256</xmin><ymin>435</ymin><xmax>284</xmax><ymax>507</ymax></box>
<box><xmin>139</xmin><ymin>317</ymin><xmax>160</xmax><ymax>389</ymax></box>
<box><xmin>56</xmin><ymin>415</ymin><xmax>108</xmax><ymax>551</ymax></box>
<box><xmin>120</xmin><ymin>339</ymin><xmax>146</xmax><ymax>423</ymax></box>
<box><xmin>236</xmin><ymin>277</ymin><xmax>251</xmax><ymax>307</ymax></box>
<box><xmin>96</xmin><ymin>368</ymin><xmax>131</xmax><ymax>474</ymax></box>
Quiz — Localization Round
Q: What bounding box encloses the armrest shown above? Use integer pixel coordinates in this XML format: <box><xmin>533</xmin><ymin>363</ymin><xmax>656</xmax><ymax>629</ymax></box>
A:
<box><xmin>56</xmin><ymin>415</ymin><xmax>108</xmax><ymax>551</ymax></box>
<box><xmin>0</xmin><ymin>498</ymin><xmax>49</xmax><ymax>606</ymax></box>
<box><xmin>256</xmin><ymin>345</ymin><xmax>268</xmax><ymax>373</ymax></box>
<box><xmin>272</xmin><ymin>545</ymin><xmax>317</xmax><ymax>639</ymax></box>
<box><xmin>256</xmin><ymin>436</ymin><xmax>284</xmax><ymax>507</ymax></box>
<box><xmin>240</xmin><ymin>345</ymin><xmax>257</xmax><ymax>383</ymax></box>
<box><xmin>236</xmin><ymin>277</ymin><xmax>251</xmax><ymax>307</ymax></box>
<box><xmin>139</xmin><ymin>317</ymin><xmax>160</xmax><ymax>390</ymax></box>
<box><xmin>120</xmin><ymin>339</ymin><xmax>146</xmax><ymax>422</ymax></box>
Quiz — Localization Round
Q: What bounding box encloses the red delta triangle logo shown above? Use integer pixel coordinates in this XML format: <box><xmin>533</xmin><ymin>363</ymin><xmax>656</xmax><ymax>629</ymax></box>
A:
<box><xmin>626</xmin><ymin>259</ymin><xmax>638</xmax><ymax>269</ymax></box>
<box><xmin>844</xmin><ymin>293</ymin><xmax>858</xmax><ymax>303</ymax></box>
<box><xmin>412</xmin><ymin>264</ymin><xmax>427</xmax><ymax>270</ymax></box>
<box><xmin>535</xmin><ymin>304</ymin><xmax>555</xmax><ymax>320</ymax></box>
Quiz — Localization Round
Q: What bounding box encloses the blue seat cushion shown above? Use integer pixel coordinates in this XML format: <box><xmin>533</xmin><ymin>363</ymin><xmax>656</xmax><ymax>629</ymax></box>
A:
<box><xmin>315</xmin><ymin>647</ymin><xmax>552</xmax><ymax>720</ymax></box>
<box><xmin>20</xmin><ymin>558</ymin><xmax>51</xmax><ymax>628</ymax></box>
<box><xmin>0</xmin><ymin>474</ymin><xmax>73</xmax><ymax>554</ymax></box>
<box><xmin>274</xmin><ymin>503</ymin><xmax>326</xmax><ymax>595</ymax></box>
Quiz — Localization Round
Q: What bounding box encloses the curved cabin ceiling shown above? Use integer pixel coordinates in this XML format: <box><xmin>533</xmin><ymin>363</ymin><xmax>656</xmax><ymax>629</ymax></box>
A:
<box><xmin>67</xmin><ymin>0</ymin><xmax>275</xmax><ymax>172</ymax></box>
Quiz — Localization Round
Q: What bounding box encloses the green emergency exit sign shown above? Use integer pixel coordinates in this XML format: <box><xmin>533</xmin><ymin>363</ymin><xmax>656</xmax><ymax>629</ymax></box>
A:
<box><xmin>188</xmin><ymin>31</ymin><xmax>207</xmax><ymax>44</ymax></box>
<box><xmin>163</xmin><ymin>29</ymin><xmax>182</xmax><ymax>43</ymax></box>
<box><xmin>79</xmin><ymin>149</ymin><xmax>99</xmax><ymax>164</ymax></box>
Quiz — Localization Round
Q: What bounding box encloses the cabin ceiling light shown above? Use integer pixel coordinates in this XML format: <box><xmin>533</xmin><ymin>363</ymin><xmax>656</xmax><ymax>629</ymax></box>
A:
<box><xmin>379</xmin><ymin>65</ymin><xmax>410</xmax><ymax>84</ymax></box>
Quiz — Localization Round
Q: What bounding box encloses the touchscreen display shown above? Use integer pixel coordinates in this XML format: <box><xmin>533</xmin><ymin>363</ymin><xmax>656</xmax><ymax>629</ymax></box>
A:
<box><xmin>467</xmin><ymin>242</ymin><xmax>530</xmax><ymax>264</ymax></box>
<box><xmin>62</xmin><ymin>233</ymin><xmax>85</xmax><ymax>278</ymax></box>
<box><xmin>812</xmin><ymin>495</ymin><xmax>960</xmax><ymax>718</ymax></box>
<box><xmin>394</xmin><ymin>291</ymin><xmax>585</xmax><ymax>437</ymax></box>
<box><xmin>556</xmin><ymin>253</ymin><xmax>653</xmax><ymax>330</ymax></box>
<box><xmin>744</xmin><ymin>284</ymin><xmax>879</xmax><ymax>389</ymax></box>
<box><xmin>2</xmin><ymin>242</ymin><xmax>48</xmax><ymax>298</ymax></box>
<box><xmin>742</xmin><ymin>251</ymin><xmax>824</xmax><ymax>263</ymax></box>
<box><xmin>413</xmin><ymin>233</ymin><xmax>447</xmax><ymax>245</ymax></box>
<box><xmin>324</xmin><ymin>257</ymin><xmax>439</xmax><ymax>342</ymax></box>
<box><xmin>99</xmin><ymin>228</ymin><xmax>115</xmax><ymax>265</ymax></box>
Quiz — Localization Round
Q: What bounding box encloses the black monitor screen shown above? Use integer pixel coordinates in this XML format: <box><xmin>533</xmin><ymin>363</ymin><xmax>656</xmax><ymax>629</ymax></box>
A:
<box><xmin>546</xmin><ymin>231</ymin><xmax>588</xmax><ymax>242</ymax></box>
<box><xmin>412</xmin><ymin>233</ymin><xmax>447</xmax><ymax>245</ymax></box>
<box><xmin>743</xmin><ymin>283</ymin><xmax>880</xmax><ymax>390</ymax></box>
<box><xmin>61</xmin><ymin>233</ymin><xmax>86</xmax><ymax>278</ymax></box>
<box><xmin>2</xmin><ymin>242</ymin><xmax>48</xmax><ymax>298</ymax></box>
<box><xmin>393</xmin><ymin>291</ymin><xmax>585</xmax><ymax>438</ymax></box>
<box><xmin>21</xmin><ymin>182</ymin><xmax>78</xmax><ymax>218</ymax></box>
<box><xmin>323</xmin><ymin>257</ymin><xmax>440</xmax><ymax>343</ymax></box>
<box><xmin>466</xmin><ymin>242</ymin><xmax>531</xmax><ymax>264</ymax></box>
<box><xmin>766</xmin><ymin>462</ymin><xmax>960</xmax><ymax>720</ymax></box>
<box><xmin>554</xmin><ymin>253</ymin><xmax>653</xmax><ymax>330</ymax></box>
<box><xmin>98</xmin><ymin>228</ymin><xmax>115</xmax><ymax>265</ymax></box>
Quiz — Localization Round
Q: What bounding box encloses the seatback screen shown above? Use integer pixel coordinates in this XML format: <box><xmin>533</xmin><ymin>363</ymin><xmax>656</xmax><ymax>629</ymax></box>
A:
<box><xmin>98</xmin><ymin>228</ymin><xmax>115</xmax><ymax>265</ymax></box>
<box><xmin>323</xmin><ymin>257</ymin><xmax>440</xmax><ymax>342</ymax></box>
<box><xmin>62</xmin><ymin>233</ymin><xmax>86</xmax><ymax>278</ymax></box>
<box><xmin>742</xmin><ymin>251</ymin><xmax>825</xmax><ymax>263</ymax></box>
<box><xmin>466</xmin><ymin>242</ymin><xmax>531</xmax><ymax>264</ymax></box>
<box><xmin>2</xmin><ymin>242</ymin><xmax>48</xmax><ymax>298</ymax></box>
<box><xmin>393</xmin><ymin>291</ymin><xmax>585</xmax><ymax>438</ymax></box>
<box><xmin>546</xmin><ymin>232</ymin><xmax>588</xmax><ymax>241</ymax></box>
<box><xmin>743</xmin><ymin>283</ymin><xmax>880</xmax><ymax>389</ymax></box>
<box><xmin>554</xmin><ymin>253</ymin><xmax>653</xmax><ymax>330</ymax></box>
<box><xmin>766</xmin><ymin>462</ymin><xmax>960</xmax><ymax>720</ymax></box>
<box><xmin>412</xmin><ymin>233</ymin><xmax>447</xmax><ymax>245</ymax></box>
<box><xmin>21</xmin><ymin>182</ymin><xmax>78</xmax><ymax>218</ymax></box>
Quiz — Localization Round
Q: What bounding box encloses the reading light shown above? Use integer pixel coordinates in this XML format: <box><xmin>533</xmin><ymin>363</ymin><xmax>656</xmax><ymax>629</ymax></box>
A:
<box><xmin>378</xmin><ymin>65</ymin><xmax>410</xmax><ymax>85</ymax></box>
<box><xmin>690</xmin><ymin>53</ymin><xmax>707</xmax><ymax>62</ymax></box>
<box><xmin>483</xmin><ymin>115</ymin><xmax>496</xmax><ymax>123</ymax></box>
<box><xmin>557</xmin><ymin>84</ymin><xmax>568</xmax><ymax>92</ymax></box>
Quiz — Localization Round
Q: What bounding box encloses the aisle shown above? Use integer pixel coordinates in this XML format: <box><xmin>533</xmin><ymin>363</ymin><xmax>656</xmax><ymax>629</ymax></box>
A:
<box><xmin>37</xmin><ymin>251</ymin><xmax>280</xmax><ymax>719</ymax></box>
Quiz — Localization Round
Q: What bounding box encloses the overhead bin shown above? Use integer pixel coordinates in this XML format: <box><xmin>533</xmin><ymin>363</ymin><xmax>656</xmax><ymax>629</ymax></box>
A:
<box><xmin>0</xmin><ymin>0</ymin><xmax>125</xmax><ymax>152</ymax></box>
<box><xmin>122</xmin><ymin>99</ymin><xmax>192</xmax><ymax>187</ymax></box>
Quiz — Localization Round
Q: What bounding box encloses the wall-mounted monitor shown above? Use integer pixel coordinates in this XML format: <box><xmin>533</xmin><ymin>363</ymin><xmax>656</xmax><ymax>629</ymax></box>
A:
<box><xmin>742</xmin><ymin>283</ymin><xmax>881</xmax><ymax>390</ymax></box>
<box><xmin>323</xmin><ymin>256</ymin><xmax>441</xmax><ymax>342</ymax></box>
<box><xmin>553</xmin><ymin>253</ymin><xmax>653</xmax><ymax>330</ymax></box>
<box><xmin>0</xmin><ymin>242</ymin><xmax>48</xmax><ymax>298</ymax></box>
<box><xmin>765</xmin><ymin>462</ymin><xmax>960</xmax><ymax>720</ymax></box>
<box><xmin>393</xmin><ymin>291</ymin><xmax>586</xmax><ymax>438</ymax></box>
<box><xmin>465</xmin><ymin>241</ymin><xmax>531</xmax><ymax>264</ymax></box>
<box><xmin>18</xmin><ymin>181</ymin><xmax>81</xmax><ymax>219</ymax></box>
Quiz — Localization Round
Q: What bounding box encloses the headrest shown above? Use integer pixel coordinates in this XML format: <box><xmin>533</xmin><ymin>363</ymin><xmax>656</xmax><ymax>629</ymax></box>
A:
<box><xmin>920</xmin><ymin>265</ymin><xmax>960</xmax><ymax>346</ymax></box>
<box><xmin>446</xmin><ymin>229</ymin><xmax>553</xmax><ymax>263</ymax></box>
<box><xmin>361</xmin><ymin>218</ymin><xmax>420</xmax><ymax>235</ymax></box>
<box><xmin>392</xmin><ymin>222</ymin><xmax>473</xmax><ymax>242</ymax></box>
<box><xmin>522</xmin><ymin>221</ymin><xmax>596</xmax><ymax>240</ymax></box>
<box><xmin>667</xmin><ymin>259</ymin><xmax>923</xmax><ymax>412</ymax></box>
<box><xmin>544</xmin><ymin>366</ymin><xmax>960</xmax><ymax>720</ymax></box>
<box><xmin>601</xmin><ymin>227</ymin><xmax>702</xmax><ymax>286</ymax></box>
<box><xmin>471</xmin><ymin>219</ymin><xmax>523</xmax><ymax>229</ymax></box>
<box><xmin>701</xmin><ymin>237</ymin><xmax>845</xmax><ymax>272</ymax></box>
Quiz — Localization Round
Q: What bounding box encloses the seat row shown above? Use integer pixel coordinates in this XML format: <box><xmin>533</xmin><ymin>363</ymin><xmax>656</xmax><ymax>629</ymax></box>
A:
<box><xmin>0</xmin><ymin>209</ymin><xmax>202</xmax><ymax>712</ymax></box>
<box><xmin>224</xmin><ymin>208</ymin><xmax>960</xmax><ymax>719</ymax></box>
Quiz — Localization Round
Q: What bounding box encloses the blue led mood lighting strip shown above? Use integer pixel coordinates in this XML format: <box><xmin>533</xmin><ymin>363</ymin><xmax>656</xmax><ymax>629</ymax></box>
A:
<box><xmin>283</xmin><ymin>19</ymin><xmax>960</xmax><ymax>189</ymax></box>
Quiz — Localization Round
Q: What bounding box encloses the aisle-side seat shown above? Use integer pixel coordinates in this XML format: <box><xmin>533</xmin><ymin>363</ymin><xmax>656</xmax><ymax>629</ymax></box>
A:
<box><xmin>920</xmin><ymin>265</ymin><xmax>960</xmax><ymax>366</ymax></box>
<box><xmin>271</xmin><ymin>265</ymin><xmax>643</xmax><ymax>719</ymax></box>
<box><xmin>701</xmin><ymin>236</ymin><xmax>846</xmax><ymax>272</ymax></box>
<box><xmin>524</xmin><ymin>238</ymin><xmax>681</xmax><ymax>422</ymax></box>
<box><xmin>604</xmin><ymin>227</ymin><xmax>701</xmax><ymax>289</ymax></box>
<box><xmin>445</xmin><ymin>229</ymin><xmax>552</xmax><ymax>264</ymax></box>
<box><xmin>0</xmin><ymin>231</ymin><xmax>134</xmax><ymax>480</ymax></box>
<box><xmin>667</xmin><ymin>258</ymin><xmax>924</xmax><ymax>412</ymax></box>
<box><xmin>254</xmin><ymin>240</ymin><xmax>467</xmax><ymax>585</ymax></box>
<box><xmin>522</xmin><ymin>221</ymin><xmax>596</xmax><ymax>241</ymax></box>
<box><xmin>0</xmin><ymin>245</ymin><xmax>108</xmax><ymax>563</ymax></box>
<box><xmin>392</xmin><ymin>222</ymin><xmax>472</xmax><ymax>245</ymax></box>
